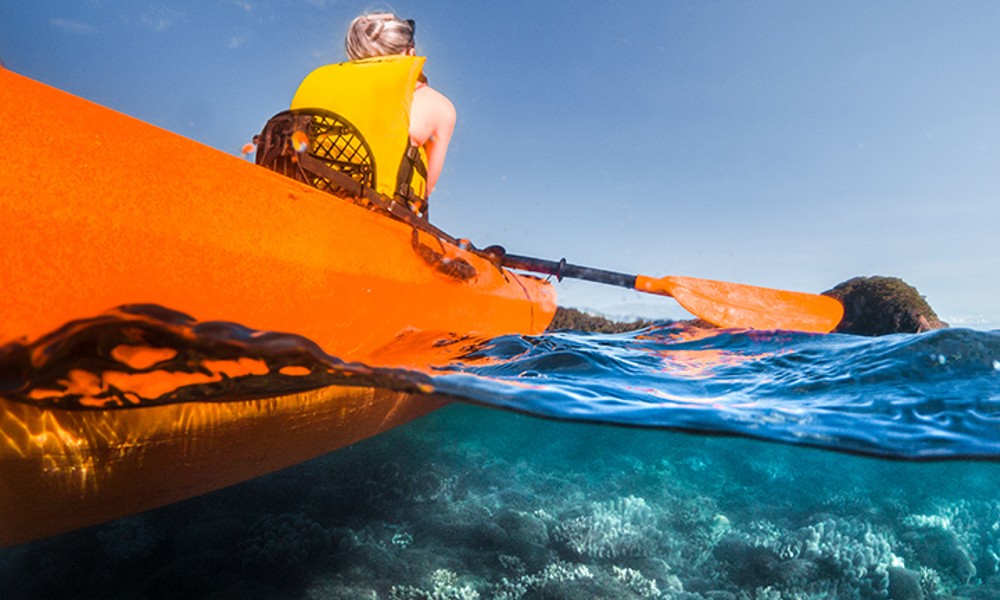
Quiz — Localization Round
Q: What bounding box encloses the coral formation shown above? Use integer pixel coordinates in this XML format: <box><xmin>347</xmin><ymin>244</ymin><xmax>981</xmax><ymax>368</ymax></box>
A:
<box><xmin>553</xmin><ymin>496</ymin><xmax>658</xmax><ymax>559</ymax></box>
<box><xmin>715</xmin><ymin>517</ymin><xmax>904</xmax><ymax>597</ymax></box>
<box><xmin>238</xmin><ymin>512</ymin><xmax>330</xmax><ymax>570</ymax></box>
<box><xmin>95</xmin><ymin>515</ymin><xmax>164</xmax><ymax>563</ymax></box>
<box><xmin>389</xmin><ymin>569</ymin><xmax>481</xmax><ymax>599</ymax></box>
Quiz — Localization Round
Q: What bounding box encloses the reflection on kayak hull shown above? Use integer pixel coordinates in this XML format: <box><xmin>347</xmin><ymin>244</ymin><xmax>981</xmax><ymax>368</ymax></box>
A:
<box><xmin>0</xmin><ymin>387</ymin><xmax>447</xmax><ymax>547</ymax></box>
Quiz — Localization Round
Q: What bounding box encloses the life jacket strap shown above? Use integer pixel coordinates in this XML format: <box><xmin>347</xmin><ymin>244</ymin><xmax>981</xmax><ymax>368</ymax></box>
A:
<box><xmin>395</xmin><ymin>143</ymin><xmax>429</xmax><ymax>218</ymax></box>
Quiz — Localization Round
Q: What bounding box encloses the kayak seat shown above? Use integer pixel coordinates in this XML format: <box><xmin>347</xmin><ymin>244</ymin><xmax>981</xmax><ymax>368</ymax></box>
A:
<box><xmin>253</xmin><ymin>109</ymin><xmax>475</xmax><ymax>281</ymax></box>
<box><xmin>255</xmin><ymin>109</ymin><xmax>376</xmax><ymax>199</ymax></box>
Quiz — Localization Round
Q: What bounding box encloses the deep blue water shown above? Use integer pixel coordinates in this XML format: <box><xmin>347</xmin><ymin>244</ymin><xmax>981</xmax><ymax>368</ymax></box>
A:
<box><xmin>2</xmin><ymin>315</ymin><xmax>1000</xmax><ymax>599</ymax></box>
<box><xmin>433</xmin><ymin>325</ymin><xmax>1000</xmax><ymax>460</ymax></box>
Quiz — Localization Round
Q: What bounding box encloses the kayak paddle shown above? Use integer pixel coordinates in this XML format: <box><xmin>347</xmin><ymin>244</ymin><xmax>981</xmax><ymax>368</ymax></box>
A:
<box><xmin>255</xmin><ymin>131</ymin><xmax>841</xmax><ymax>332</ymax></box>
<box><xmin>498</xmin><ymin>253</ymin><xmax>844</xmax><ymax>333</ymax></box>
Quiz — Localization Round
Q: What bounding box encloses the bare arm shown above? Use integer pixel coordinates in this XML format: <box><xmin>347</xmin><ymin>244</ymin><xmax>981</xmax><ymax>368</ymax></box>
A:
<box><xmin>409</xmin><ymin>85</ymin><xmax>456</xmax><ymax>196</ymax></box>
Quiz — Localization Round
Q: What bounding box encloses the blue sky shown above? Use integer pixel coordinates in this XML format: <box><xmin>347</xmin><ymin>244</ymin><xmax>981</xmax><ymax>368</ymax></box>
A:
<box><xmin>3</xmin><ymin>1</ymin><xmax>999</xmax><ymax>328</ymax></box>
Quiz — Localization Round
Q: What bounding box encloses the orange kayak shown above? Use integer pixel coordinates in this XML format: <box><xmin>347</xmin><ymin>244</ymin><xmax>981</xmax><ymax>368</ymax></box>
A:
<box><xmin>0</xmin><ymin>69</ymin><xmax>556</xmax><ymax>546</ymax></box>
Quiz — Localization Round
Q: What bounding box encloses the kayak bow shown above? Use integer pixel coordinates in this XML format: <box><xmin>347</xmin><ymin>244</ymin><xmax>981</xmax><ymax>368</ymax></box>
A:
<box><xmin>0</xmin><ymin>69</ymin><xmax>556</xmax><ymax>546</ymax></box>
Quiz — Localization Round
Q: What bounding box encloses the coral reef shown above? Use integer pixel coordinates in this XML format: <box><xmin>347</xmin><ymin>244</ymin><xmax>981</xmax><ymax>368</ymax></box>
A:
<box><xmin>95</xmin><ymin>515</ymin><xmax>164</xmax><ymax>563</ymax></box>
<box><xmin>389</xmin><ymin>569</ymin><xmax>481</xmax><ymax>599</ymax></box>
<box><xmin>714</xmin><ymin>517</ymin><xmax>903</xmax><ymax>597</ymax></box>
<box><xmin>238</xmin><ymin>512</ymin><xmax>330</xmax><ymax>572</ymax></box>
<box><xmin>3</xmin><ymin>406</ymin><xmax>1000</xmax><ymax>599</ymax></box>
<box><xmin>553</xmin><ymin>496</ymin><xmax>659</xmax><ymax>559</ymax></box>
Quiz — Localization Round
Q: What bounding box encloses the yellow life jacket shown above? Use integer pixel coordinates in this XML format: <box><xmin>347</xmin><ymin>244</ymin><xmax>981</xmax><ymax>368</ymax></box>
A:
<box><xmin>291</xmin><ymin>55</ymin><xmax>428</xmax><ymax>210</ymax></box>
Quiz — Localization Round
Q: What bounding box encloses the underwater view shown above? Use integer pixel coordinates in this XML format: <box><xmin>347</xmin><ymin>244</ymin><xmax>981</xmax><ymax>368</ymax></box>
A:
<box><xmin>2</xmin><ymin>323</ymin><xmax>1000</xmax><ymax>599</ymax></box>
<box><xmin>5</xmin><ymin>2</ymin><xmax>1000</xmax><ymax>598</ymax></box>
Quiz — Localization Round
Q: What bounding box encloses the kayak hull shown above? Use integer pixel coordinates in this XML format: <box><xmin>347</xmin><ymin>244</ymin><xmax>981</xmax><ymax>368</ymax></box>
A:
<box><xmin>0</xmin><ymin>389</ymin><xmax>448</xmax><ymax>548</ymax></box>
<box><xmin>0</xmin><ymin>69</ymin><xmax>555</xmax><ymax>546</ymax></box>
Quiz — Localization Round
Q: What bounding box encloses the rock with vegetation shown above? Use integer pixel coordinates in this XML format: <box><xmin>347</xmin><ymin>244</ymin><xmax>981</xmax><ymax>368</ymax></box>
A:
<box><xmin>545</xmin><ymin>307</ymin><xmax>653</xmax><ymax>333</ymax></box>
<box><xmin>822</xmin><ymin>276</ymin><xmax>947</xmax><ymax>336</ymax></box>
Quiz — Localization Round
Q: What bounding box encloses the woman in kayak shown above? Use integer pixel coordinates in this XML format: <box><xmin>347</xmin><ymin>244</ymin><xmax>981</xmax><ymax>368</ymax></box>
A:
<box><xmin>345</xmin><ymin>13</ymin><xmax>456</xmax><ymax>197</ymax></box>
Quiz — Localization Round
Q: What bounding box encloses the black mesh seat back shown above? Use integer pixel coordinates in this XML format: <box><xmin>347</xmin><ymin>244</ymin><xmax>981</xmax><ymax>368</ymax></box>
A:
<box><xmin>255</xmin><ymin>109</ymin><xmax>375</xmax><ymax>197</ymax></box>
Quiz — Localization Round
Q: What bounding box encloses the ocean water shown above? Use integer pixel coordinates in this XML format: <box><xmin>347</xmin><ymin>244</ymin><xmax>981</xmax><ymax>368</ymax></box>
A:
<box><xmin>2</xmin><ymin>318</ymin><xmax>1000</xmax><ymax>600</ymax></box>
<box><xmin>434</xmin><ymin>325</ymin><xmax>1000</xmax><ymax>460</ymax></box>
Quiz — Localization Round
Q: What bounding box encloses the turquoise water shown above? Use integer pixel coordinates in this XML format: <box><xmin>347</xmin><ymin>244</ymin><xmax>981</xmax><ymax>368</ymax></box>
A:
<box><xmin>2</xmin><ymin>316</ymin><xmax>1000</xmax><ymax>599</ymax></box>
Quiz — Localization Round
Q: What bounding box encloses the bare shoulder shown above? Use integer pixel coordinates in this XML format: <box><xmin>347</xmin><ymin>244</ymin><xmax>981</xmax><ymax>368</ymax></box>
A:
<box><xmin>413</xmin><ymin>85</ymin><xmax>456</xmax><ymax>122</ymax></box>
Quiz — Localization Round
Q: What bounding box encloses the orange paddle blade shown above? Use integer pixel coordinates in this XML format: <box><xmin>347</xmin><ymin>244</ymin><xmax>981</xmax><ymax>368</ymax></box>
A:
<box><xmin>635</xmin><ymin>275</ymin><xmax>844</xmax><ymax>333</ymax></box>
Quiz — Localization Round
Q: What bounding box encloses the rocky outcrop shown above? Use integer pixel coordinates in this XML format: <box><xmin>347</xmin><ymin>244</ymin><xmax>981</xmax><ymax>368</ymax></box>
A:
<box><xmin>545</xmin><ymin>307</ymin><xmax>653</xmax><ymax>334</ymax></box>
<box><xmin>822</xmin><ymin>276</ymin><xmax>947</xmax><ymax>336</ymax></box>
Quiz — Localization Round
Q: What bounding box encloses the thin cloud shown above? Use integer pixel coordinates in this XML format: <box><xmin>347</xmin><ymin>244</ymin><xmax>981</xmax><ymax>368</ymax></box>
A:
<box><xmin>226</xmin><ymin>0</ymin><xmax>271</xmax><ymax>25</ymax></box>
<box><xmin>50</xmin><ymin>18</ymin><xmax>96</xmax><ymax>34</ymax></box>
<box><xmin>136</xmin><ymin>8</ymin><xmax>184</xmax><ymax>32</ymax></box>
<box><xmin>228</xmin><ymin>0</ymin><xmax>255</xmax><ymax>12</ymax></box>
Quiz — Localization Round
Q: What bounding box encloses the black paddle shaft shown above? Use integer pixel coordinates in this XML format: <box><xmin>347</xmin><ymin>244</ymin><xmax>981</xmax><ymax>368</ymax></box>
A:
<box><xmin>500</xmin><ymin>254</ymin><xmax>637</xmax><ymax>289</ymax></box>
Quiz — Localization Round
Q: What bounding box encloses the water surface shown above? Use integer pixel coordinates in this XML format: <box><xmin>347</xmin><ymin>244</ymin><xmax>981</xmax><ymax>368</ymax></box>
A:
<box><xmin>2</xmin><ymin>311</ymin><xmax>999</xmax><ymax>599</ymax></box>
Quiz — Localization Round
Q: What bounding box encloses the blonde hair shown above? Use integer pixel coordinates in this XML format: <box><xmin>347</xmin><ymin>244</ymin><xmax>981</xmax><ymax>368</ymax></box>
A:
<box><xmin>345</xmin><ymin>12</ymin><xmax>414</xmax><ymax>60</ymax></box>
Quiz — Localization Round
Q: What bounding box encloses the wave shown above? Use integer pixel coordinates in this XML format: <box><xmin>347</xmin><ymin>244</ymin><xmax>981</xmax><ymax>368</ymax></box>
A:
<box><xmin>2</xmin><ymin>306</ymin><xmax>998</xmax><ymax>460</ymax></box>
